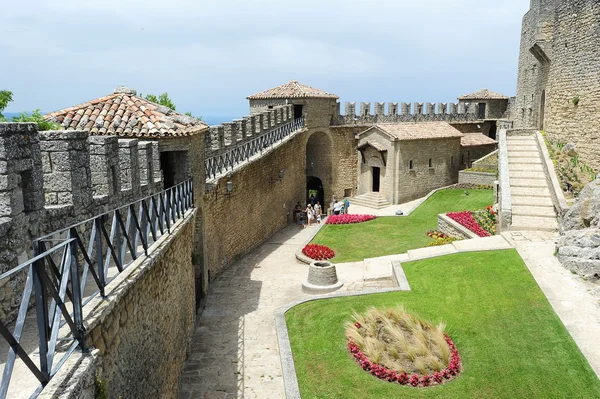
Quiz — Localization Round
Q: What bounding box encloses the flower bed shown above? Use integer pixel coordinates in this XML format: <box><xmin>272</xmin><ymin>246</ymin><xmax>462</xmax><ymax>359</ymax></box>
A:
<box><xmin>426</xmin><ymin>230</ymin><xmax>461</xmax><ymax>246</ymax></box>
<box><xmin>472</xmin><ymin>206</ymin><xmax>496</xmax><ymax>235</ymax></box>
<box><xmin>326</xmin><ymin>214</ymin><xmax>376</xmax><ymax>225</ymax></box>
<box><xmin>346</xmin><ymin>307</ymin><xmax>461</xmax><ymax>388</ymax></box>
<box><xmin>446</xmin><ymin>211</ymin><xmax>490</xmax><ymax>237</ymax></box>
<box><xmin>302</xmin><ymin>244</ymin><xmax>335</xmax><ymax>260</ymax></box>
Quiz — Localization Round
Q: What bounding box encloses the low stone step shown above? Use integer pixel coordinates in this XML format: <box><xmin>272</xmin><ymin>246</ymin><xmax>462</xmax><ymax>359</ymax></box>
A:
<box><xmin>508</xmin><ymin>158</ymin><xmax>542</xmax><ymax>164</ymax></box>
<box><xmin>506</xmin><ymin>139</ymin><xmax>536</xmax><ymax>145</ymax></box>
<box><xmin>507</xmin><ymin>136</ymin><xmax>536</xmax><ymax>141</ymax></box>
<box><xmin>508</xmin><ymin>151</ymin><xmax>540</xmax><ymax>158</ymax></box>
<box><xmin>511</xmin><ymin>215</ymin><xmax>558</xmax><ymax>232</ymax></box>
<box><xmin>508</xmin><ymin>163</ymin><xmax>544</xmax><ymax>172</ymax></box>
<box><xmin>511</xmin><ymin>195</ymin><xmax>554</xmax><ymax>206</ymax></box>
<box><xmin>507</xmin><ymin>145</ymin><xmax>538</xmax><ymax>151</ymax></box>
<box><xmin>512</xmin><ymin>205</ymin><xmax>556</xmax><ymax>217</ymax></box>
<box><xmin>509</xmin><ymin>171</ymin><xmax>546</xmax><ymax>179</ymax></box>
<box><xmin>510</xmin><ymin>178</ymin><xmax>549</xmax><ymax>188</ymax></box>
<box><xmin>510</xmin><ymin>186</ymin><xmax>551</xmax><ymax>197</ymax></box>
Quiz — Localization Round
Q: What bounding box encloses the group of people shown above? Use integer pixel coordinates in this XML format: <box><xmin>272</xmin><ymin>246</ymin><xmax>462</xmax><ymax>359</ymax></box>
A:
<box><xmin>294</xmin><ymin>194</ymin><xmax>351</xmax><ymax>227</ymax></box>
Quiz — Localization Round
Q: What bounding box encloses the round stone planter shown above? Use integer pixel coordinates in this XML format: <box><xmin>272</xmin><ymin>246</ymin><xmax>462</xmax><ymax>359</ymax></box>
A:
<box><xmin>301</xmin><ymin>261</ymin><xmax>343</xmax><ymax>294</ymax></box>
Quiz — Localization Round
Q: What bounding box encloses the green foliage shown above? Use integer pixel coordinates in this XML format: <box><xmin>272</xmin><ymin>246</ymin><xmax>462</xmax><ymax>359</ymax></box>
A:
<box><xmin>185</xmin><ymin>111</ymin><xmax>202</xmax><ymax>120</ymax></box>
<box><xmin>0</xmin><ymin>89</ymin><xmax>14</xmax><ymax>121</ymax></box>
<box><xmin>572</xmin><ymin>96</ymin><xmax>580</xmax><ymax>106</ymax></box>
<box><xmin>94</xmin><ymin>371</ymin><xmax>109</xmax><ymax>399</ymax></box>
<box><xmin>286</xmin><ymin>250</ymin><xmax>600</xmax><ymax>398</ymax></box>
<box><xmin>11</xmin><ymin>109</ymin><xmax>61</xmax><ymax>131</ymax></box>
<box><xmin>145</xmin><ymin>92</ymin><xmax>176</xmax><ymax>111</ymax></box>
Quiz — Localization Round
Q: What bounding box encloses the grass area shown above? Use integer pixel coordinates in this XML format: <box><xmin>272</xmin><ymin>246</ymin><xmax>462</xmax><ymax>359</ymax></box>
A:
<box><xmin>286</xmin><ymin>250</ymin><xmax>600</xmax><ymax>398</ymax></box>
<box><xmin>312</xmin><ymin>189</ymin><xmax>493</xmax><ymax>263</ymax></box>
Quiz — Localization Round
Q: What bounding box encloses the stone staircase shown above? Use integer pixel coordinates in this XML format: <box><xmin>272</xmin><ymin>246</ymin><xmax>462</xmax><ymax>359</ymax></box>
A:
<box><xmin>350</xmin><ymin>192</ymin><xmax>391</xmax><ymax>209</ymax></box>
<box><xmin>506</xmin><ymin>134</ymin><xmax>558</xmax><ymax>231</ymax></box>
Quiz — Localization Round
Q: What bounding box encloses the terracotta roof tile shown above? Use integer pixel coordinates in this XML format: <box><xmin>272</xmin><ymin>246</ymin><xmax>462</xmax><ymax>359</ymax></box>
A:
<box><xmin>460</xmin><ymin>133</ymin><xmax>498</xmax><ymax>147</ymax></box>
<box><xmin>247</xmin><ymin>80</ymin><xmax>339</xmax><ymax>100</ymax></box>
<box><xmin>45</xmin><ymin>86</ymin><xmax>208</xmax><ymax>138</ymax></box>
<box><xmin>458</xmin><ymin>89</ymin><xmax>509</xmax><ymax>100</ymax></box>
<box><xmin>369</xmin><ymin>122</ymin><xmax>464</xmax><ymax>141</ymax></box>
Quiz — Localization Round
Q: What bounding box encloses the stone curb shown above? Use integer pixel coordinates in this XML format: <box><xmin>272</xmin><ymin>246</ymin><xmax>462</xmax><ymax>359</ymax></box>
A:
<box><xmin>534</xmin><ymin>131</ymin><xmax>569</xmax><ymax>217</ymax></box>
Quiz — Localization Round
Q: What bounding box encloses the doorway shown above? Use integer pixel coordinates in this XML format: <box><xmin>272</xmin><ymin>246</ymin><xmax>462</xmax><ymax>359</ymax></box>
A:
<box><xmin>478</xmin><ymin>103</ymin><xmax>486</xmax><ymax>119</ymax></box>
<box><xmin>160</xmin><ymin>151</ymin><xmax>175</xmax><ymax>189</ymax></box>
<box><xmin>372</xmin><ymin>167</ymin><xmax>380</xmax><ymax>192</ymax></box>
<box><xmin>306</xmin><ymin>176</ymin><xmax>324</xmax><ymax>207</ymax></box>
<box><xmin>294</xmin><ymin>104</ymin><xmax>303</xmax><ymax>120</ymax></box>
<box><xmin>489</xmin><ymin>122</ymin><xmax>497</xmax><ymax>140</ymax></box>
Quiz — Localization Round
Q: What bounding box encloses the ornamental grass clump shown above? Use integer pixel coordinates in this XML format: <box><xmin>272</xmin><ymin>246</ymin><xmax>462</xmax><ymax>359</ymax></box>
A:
<box><xmin>346</xmin><ymin>306</ymin><xmax>461</xmax><ymax>387</ymax></box>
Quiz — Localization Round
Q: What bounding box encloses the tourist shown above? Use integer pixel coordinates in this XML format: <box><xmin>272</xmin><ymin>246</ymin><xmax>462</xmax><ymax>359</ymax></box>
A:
<box><xmin>333</xmin><ymin>200</ymin><xmax>342</xmax><ymax>215</ymax></box>
<box><xmin>343</xmin><ymin>197</ymin><xmax>350</xmax><ymax>214</ymax></box>
<box><xmin>330</xmin><ymin>195</ymin><xmax>336</xmax><ymax>215</ymax></box>
<box><xmin>294</xmin><ymin>202</ymin><xmax>302</xmax><ymax>224</ymax></box>
<box><xmin>314</xmin><ymin>201</ymin><xmax>322</xmax><ymax>223</ymax></box>
<box><xmin>304</xmin><ymin>204</ymin><xmax>314</xmax><ymax>228</ymax></box>
<box><xmin>309</xmin><ymin>193</ymin><xmax>316</xmax><ymax>206</ymax></box>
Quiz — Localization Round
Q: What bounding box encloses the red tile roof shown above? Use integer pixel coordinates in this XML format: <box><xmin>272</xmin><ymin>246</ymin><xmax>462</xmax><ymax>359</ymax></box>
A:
<box><xmin>460</xmin><ymin>133</ymin><xmax>498</xmax><ymax>147</ymax></box>
<box><xmin>371</xmin><ymin>122</ymin><xmax>463</xmax><ymax>141</ymax></box>
<box><xmin>458</xmin><ymin>89</ymin><xmax>509</xmax><ymax>100</ymax></box>
<box><xmin>247</xmin><ymin>80</ymin><xmax>339</xmax><ymax>100</ymax></box>
<box><xmin>45</xmin><ymin>86</ymin><xmax>208</xmax><ymax>138</ymax></box>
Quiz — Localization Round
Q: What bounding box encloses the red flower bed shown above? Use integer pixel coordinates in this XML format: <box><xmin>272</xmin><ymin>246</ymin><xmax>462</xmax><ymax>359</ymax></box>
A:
<box><xmin>446</xmin><ymin>211</ymin><xmax>490</xmax><ymax>237</ymax></box>
<box><xmin>348</xmin><ymin>334</ymin><xmax>461</xmax><ymax>388</ymax></box>
<box><xmin>302</xmin><ymin>244</ymin><xmax>335</xmax><ymax>260</ymax></box>
<box><xmin>326</xmin><ymin>214</ymin><xmax>376</xmax><ymax>225</ymax></box>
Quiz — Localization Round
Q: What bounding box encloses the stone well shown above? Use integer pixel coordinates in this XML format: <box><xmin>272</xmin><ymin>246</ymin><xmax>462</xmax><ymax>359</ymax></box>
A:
<box><xmin>301</xmin><ymin>260</ymin><xmax>343</xmax><ymax>293</ymax></box>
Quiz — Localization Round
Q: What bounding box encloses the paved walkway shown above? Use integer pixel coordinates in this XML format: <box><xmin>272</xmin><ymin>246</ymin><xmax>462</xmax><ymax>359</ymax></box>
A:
<box><xmin>178</xmin><ymin>225</ymin><xmax>395</xmax><ymax>399</ymax></box>
<box><xmin>502</xmin><ymin>230</ymin><xmax>600</xmax><ymax>377</ymax></box>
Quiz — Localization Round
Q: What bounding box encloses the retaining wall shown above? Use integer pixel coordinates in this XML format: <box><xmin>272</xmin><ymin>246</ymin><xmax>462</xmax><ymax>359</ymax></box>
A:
<box><xmin>458</xmin><ymin>170</ymin><xmax>497</xmax><ymax>186</ymax></box>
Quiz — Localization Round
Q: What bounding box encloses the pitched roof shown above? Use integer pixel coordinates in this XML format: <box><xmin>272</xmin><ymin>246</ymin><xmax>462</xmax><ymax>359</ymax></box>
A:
<box><xmin>460</xmin><ymin>133</ymin><xmax>498</xmax><ymax>147</ymax></box>
<box><xmin>457</xmin><ymin>89</ymin><xmax>509</xmax><ymax>100</ymax></box>
<box><xmin>44</xmin><ymin>86</ymin><xmax>208</xmax><ymax>138</ymax></box>
<box><xmin>247</xmin><ymin>80</ymin><xmax>339</xmax><ymax>100</ymax></box>
<box><xmin>367</xmin><ymin>122</ymin><xmax>463</xmax><ymax>141</ymax></box>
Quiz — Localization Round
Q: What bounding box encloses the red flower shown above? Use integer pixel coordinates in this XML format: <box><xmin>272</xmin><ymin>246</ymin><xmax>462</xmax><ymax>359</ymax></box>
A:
<box><xmin>302</xmin><ymin>244</ymin><xmax>335</xmax><ymax>260</ymax></box>
<box><xmin>354</xmin><ymin>322</ymin><xmax>361</xmax><ymax>329</ymax></box>
<box><xmin>326</xmin><ymin>214</ymin><xmax>376</xmax><ymax>225</ymax></box>
<box><xmin>447</xmin><ymin>211</ymin><xmax>490</xmax><ymax>237</ymax></box>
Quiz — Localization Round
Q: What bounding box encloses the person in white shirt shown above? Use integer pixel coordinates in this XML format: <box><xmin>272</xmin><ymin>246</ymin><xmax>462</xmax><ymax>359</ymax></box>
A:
<box><xmin>304</xmin><ymin>204</ymin><xmax>314</xmax><ymax>227</ymax></box>
<box><xmin>314</xmin><ymin>201</ymin><xmax>322</xmax><ymax>223</ymax></box>
<box><xmin>333</xmin><ymin>200</ymin><xmax>342</xmax><ymax>215</ymax></box>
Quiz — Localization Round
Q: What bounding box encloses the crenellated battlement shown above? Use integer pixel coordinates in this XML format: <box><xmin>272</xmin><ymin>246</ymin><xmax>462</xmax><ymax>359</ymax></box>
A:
<box><xmin>205</xmin><ymin>104</ymin><xmax>294</xmax><ymax>156</ymax></box>
<box><xmin>0</xmin><ymin>122</ymin><xmax>165</xmax><ymax>322</ymax></box>
<box><xmin>333</xmin><ymin>101</ymin><xmax>482</xmax><ymax>125</ymax></box>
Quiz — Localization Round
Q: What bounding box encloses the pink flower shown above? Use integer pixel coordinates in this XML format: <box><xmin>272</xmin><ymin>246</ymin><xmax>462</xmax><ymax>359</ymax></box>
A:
<box><xmin>326</xmin><ymin>214</ymin><xmax>376</xmax><ymax>225</ymax></box>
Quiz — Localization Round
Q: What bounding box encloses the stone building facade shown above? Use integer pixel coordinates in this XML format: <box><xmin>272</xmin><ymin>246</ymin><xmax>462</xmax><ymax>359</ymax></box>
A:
<box><xmin>514</xmin><ymin>0</ymin><xmax>600</xmax><ymax>170</ymax></box>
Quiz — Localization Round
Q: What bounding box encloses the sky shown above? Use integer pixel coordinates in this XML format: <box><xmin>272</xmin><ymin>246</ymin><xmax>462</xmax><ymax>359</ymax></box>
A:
<box><xmin>1</xmin><ymin>0</ymin><xmax>529</xmax><ymax>118</ymax></box>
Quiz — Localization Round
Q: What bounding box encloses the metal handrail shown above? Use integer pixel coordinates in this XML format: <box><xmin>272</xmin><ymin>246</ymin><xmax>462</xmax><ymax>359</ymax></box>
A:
<box><xmin>0</xmin><ymin>179</ymin><xmax>194</xmax><ymax>399</ymax></box>
<box><xmin>205</xmin><ymin>117</ymin><xmax>305</xmax><ymax>180</ymax></box>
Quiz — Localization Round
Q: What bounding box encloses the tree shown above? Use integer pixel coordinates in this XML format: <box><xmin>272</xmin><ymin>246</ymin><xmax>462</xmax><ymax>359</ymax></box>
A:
<box><xmin>0</xmin><ymin>90</ymin><xmax>14</xmax><ymax>122</ymax></box>
<box><xmin>12</xmin><ymin>109</ymin><xmax>61</xmax><ymax>131</ymax></box>
<box><xmin>144</xmin><ymin>92</ymin><xmax>176</xmax><ymax>111</ymax></box>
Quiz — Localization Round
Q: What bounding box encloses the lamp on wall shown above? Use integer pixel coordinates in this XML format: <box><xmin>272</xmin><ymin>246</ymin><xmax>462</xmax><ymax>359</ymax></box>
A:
<box><xmin>279</xmin><ymin>169</ymin><xmax>285</xmax><ymax>180</ymax></box>
<box><xmin>226</xmin><ymin>181</ymin><xmax>233</xmax><ymax>193</ymax></box>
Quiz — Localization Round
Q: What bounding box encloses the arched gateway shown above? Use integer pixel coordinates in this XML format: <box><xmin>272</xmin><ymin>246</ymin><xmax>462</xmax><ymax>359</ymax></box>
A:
<box><xmin>305</xmin><ymin>131</ymin><xmax>332</xmax><ymax>209</ymax></box>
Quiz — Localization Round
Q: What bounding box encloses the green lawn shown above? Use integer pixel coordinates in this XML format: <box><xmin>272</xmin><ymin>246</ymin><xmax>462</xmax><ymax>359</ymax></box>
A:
<box><xmin>286</xmin><ymin>250</ymin><xmax>600</xmax><ymax>398</ymax></box>
<box><xmin>312</xmin><ymin>189</ymin><xmax>493</xmax><ymax>262</ymax></box>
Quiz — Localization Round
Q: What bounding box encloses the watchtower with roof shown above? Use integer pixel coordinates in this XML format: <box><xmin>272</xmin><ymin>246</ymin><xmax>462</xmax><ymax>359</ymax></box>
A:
<box><xmin>457</xmin><ymin>89</ymin><xmax>509</xmax><ymax>120</ymax></box>
<box><xmin>246</xmin><ymin>80</ymin><xmax>339</xmax><ymax>128</ymax></box>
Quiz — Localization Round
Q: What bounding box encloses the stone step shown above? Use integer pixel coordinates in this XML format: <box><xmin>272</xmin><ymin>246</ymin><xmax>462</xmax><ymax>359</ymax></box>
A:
<box><xmin>511</xmin><ymin>195</ymin><xmax>554</xmax><ymax>207</ymax></box>
<box><xmin>508</xmin><ymin>151</ymin><xmax>540</xmax><ymax>158</ymax></box>
<box><xmin>510</xmin><ymin>186</ymin><xmax>551</xmax><ymax>197</ymax></box>
<box><xmin>506</xmin><ymin>139</ymin><xmax>537</xmax><ymax>145</ymax></box>
<box><xmin>506</xmin><ymin>136</ymin><xmax>536</xmax><ymax>141</ymax></box>
<box><xmin>351</xmin><ymin>193</ymin><xmax>391</xmax><ymax>209</ymax></box>
<box><xmin>508</xmin><ymin>163</ymin><xmax>544</xmax><ymax>172</ymax></box>
<box><xmin>509</xmin><ymin>171</ymin><xmax>546</xmax><ymax>179</ymax></box>
<box><xmin>507</xmin><ymin>145</ymin><xmax>538</xmax><ymax>151</ymax></box>
<box><xmin>511</xmin><ymin>215</ymin><xmax>558</xmax><ymax>232</ymax></box>
<box><xmin>512</xmin><ymin>205</ymin><xmax>556</xmax><ymax>218</ymax></box>
<box><xmin>510</xmin><ymin>178</ymin><xmax>549</xmax><ymax>188</ymax></box>
<box><xmin>508</xmin><ymin>158</ymin><xmax>542</xmax><ymax>164</ymax></box>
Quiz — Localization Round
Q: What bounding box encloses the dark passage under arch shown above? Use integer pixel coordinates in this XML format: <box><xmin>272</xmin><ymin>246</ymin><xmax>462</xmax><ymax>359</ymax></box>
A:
<box><xmin>306</xmin><ymin>176</ymin><xmax>324</xmax><ymax>209</ymax></box>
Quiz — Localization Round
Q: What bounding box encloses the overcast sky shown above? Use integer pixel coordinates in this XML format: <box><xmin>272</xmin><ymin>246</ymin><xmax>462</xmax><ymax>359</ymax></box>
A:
<box><xmin>1</xmin><ymin>0</ymin><xmax>529</xmax><ymax>117</ymax></box>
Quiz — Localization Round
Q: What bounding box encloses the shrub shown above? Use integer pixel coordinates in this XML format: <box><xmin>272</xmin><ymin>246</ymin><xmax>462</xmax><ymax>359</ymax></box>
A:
<box><xmin>326</xmin><ymin>214</ymin><xmax>376</xmax><ymax>225</ymax></box>
<box><xmin>302</xmin><ymin>244</ymin><xmax>334</xmax><ymax>260</ymax></box>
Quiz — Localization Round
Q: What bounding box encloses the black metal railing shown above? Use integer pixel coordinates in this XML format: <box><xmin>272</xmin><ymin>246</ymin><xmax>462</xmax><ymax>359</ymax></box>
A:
<box><xmin>205</xmin><ymin>116</ymin><xmax>305</xmax><ymax>180</ymax></box>
<box><xmin>0</xmin><ymin>179</ymin><xmax>194</xmax><ymax>399</ymax></box>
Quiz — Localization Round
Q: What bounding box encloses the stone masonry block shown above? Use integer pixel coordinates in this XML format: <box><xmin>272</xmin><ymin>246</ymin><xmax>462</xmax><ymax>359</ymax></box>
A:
<box><xmin>388</xmin><ymin>102</ymin><xmax>398</xmax><ymax>116</ymax></box>
<box><xmin>374</xmin><ymin>102</ymin><xmax>385</xmax><ymax>116</ymax></box>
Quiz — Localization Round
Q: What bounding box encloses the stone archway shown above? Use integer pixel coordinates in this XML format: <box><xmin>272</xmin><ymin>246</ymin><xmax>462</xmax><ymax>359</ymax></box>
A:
<box><xmin>306</xmin><ymin>131</ymin><xmax>332</xmax><ymax>207</ymax></box>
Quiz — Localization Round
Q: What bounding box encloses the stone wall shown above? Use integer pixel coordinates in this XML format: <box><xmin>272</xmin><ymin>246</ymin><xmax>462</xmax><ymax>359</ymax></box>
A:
<box><xmin>437</xmin><ymin>213</ymin><xmax>478</xmax><ymax>240</ymax></box>
<box><xmin>514</xmin><ymin>0</ymin><xmax>600</xmax><ymax>170</ymax></box>
<box><xmin>327</xmin><ymin>126</ymin><xmax>360</xmax><ymax>200</ymax></box>
<box><xmin>458</xmin><ymin>170</ymin><xmax>496</xmax><ymax>186</ymax></box>
<box><xmin>460</xmin><ymin>144</ymin><xmax>497</xmax><ymax>169</ymax></box>
<box><xmin>40</xmin><ymin>210</ymin><xmax>197</xmax><ymax>399</ymax></box>
<box><xmin>0</xmin><ymin>123</ymin><xmax>167</xmax><ymax>324</ymax></box>
<box><xmin>202</xmin><ymin>132</ymin><xmax>305</xmax><ymax>278</ymax></box>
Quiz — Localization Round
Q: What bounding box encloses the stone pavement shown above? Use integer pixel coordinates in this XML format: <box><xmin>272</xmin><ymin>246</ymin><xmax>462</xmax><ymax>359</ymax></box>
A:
<box><xmin>178</xmin><ymin>225</ymin><xmax>395</xmax><ymax>399</ymax></box>
<box><xmin>502</xmin><ymin>230</ymin><xmax>600</xmax><ymax>378</ymax></box>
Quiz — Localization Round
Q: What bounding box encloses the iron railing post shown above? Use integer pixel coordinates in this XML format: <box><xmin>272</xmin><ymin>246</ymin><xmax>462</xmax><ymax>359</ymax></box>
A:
<box><xmin>94</xmin><ymin>217</ymin><xmax>105</xmax><ymax>296</ymax></box>
<box><xmin>68</xmin><ymin>229</ymin><xmax>85</xmax><ymax>347</ymax></box>
<box><xmin>32</xmin><ymin>241</ymin><xmax>50</xmax><ymax>382</ymax></box>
